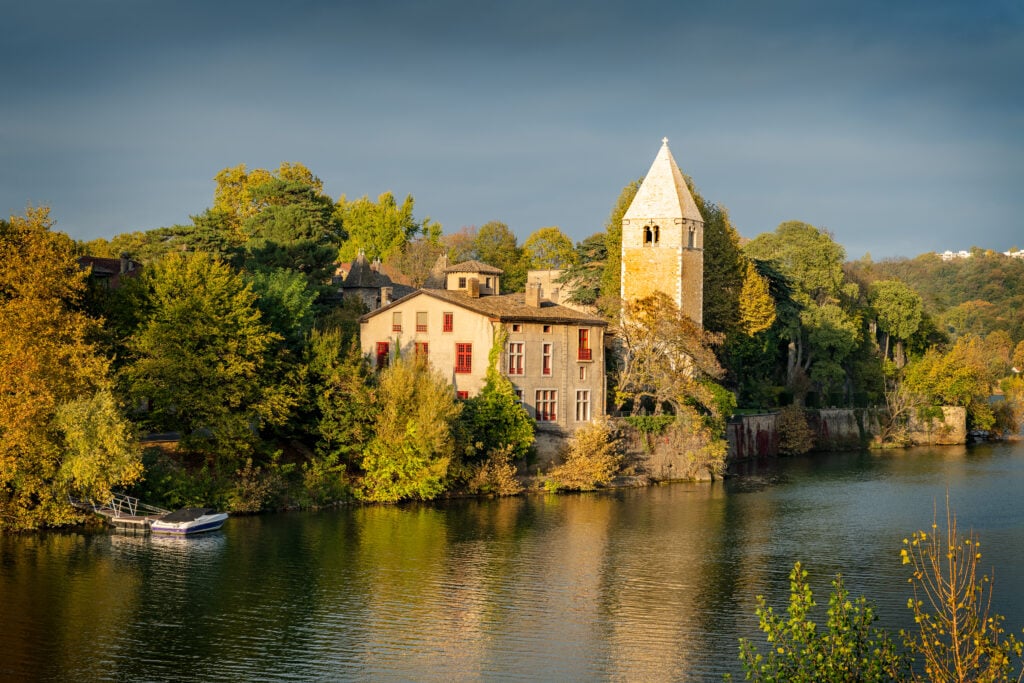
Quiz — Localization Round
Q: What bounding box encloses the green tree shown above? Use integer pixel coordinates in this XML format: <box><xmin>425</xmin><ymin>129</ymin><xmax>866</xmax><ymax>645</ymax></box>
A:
<box><xmin>745</xmin><ymin>221</ymin><xmax>862</xmax><ymax>401</ymax></box>
<box><xmin>870</xmin><ymin>279</ymin><xmax>923</xmax><ymax>366</ymax></box>
<box><xmin>557</xmin><ymin>233</ymin><xmax>607</xmax><ymax>306</ymax></box>
<box><xmin>122</xmin><ymin>251</ymin><xmax>292</xmax><ymax>461</ymax></box>
<box><xmin>458</xmin><ymin>329</ymin><xmax>534</xmax><ymax>461</ymax></box>
<box><xmin>522</xmin><ymin>226</ymin><xmax>577</xmax><ymax>270</ymax></box>
<box><xmin>359</xmin><ymin>355</ymin><xmax>461</xmax><ymax>502</ymax></box>
<box><xmin>213</xmin><ymin>162</ymin><xmax>324</xmax><ymax>241</ymax></box>
<box><xmin>311</xmin><ymin>334</ymin><xmax>376</xmax><ymax>466</ymax></box>
<box><xmin>600</xmin><ymin>179</ymin><xmax>641</xmax><ymax>301</ymax></box>
<box><xmin>735</xmin><ymin>562</ymin><xmax>908</xmax><ymax>682</ymax></box>
<box><xmin>698</xmin><ymin>194</ymin><xmax>746</xmax><ymax>334</ymax></box>
<box><xmin>474</xmin><ymin>221</ymin><xmax>526</xmax><ymax>291</ymax></box>
<box><xmin>243</xmin><ymin>178</ymin><xmax>344</xmax><ymax>285</ymax></box>
<box><xmin>336</xmin><ymin>192</ymin><xmax>439</xmax><ymax>263</ymax></box>
<box><xmin>0</xmin><ymin>208</ymin><xmax>140</xmax><ymax>529</ymax></box>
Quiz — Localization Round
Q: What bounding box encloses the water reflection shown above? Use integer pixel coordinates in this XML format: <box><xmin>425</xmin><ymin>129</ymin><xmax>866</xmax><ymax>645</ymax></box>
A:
<box><xmin>3</xmin><ymin>443</ymin><xmax>1024</xmax><ymax>681</ymax></box>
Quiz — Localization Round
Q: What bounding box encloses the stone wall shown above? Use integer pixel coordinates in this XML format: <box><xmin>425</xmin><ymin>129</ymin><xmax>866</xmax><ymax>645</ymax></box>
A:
<box><xmin>908</xmin><ymin>406</ymin><xmax>967</xmax><ymax>445</ymax></box>
<box><xmin>727</xmin><ymin>407</ymin><xmax>966</xmax><ymax>460</ymax></box>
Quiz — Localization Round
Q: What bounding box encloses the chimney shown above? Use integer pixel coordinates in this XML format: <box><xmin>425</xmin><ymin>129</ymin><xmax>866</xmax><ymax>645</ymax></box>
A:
<box><xmin>526</xmin><ymin>282</ymin><xmax>542</xmax><ymax>308</ymax></box>
<box><xmin>119</xmin><ymin>253</ymin><xmax>131</xmax><ymax>274</ymax></box>
<box><xmin>468</xmin><ymin>277</ymin><xmax>480</xmax><ymax>298</ymax></box>
<box><xmin>371</xmin><ymin>257</ymin><xmax>382</xmax><ymax>273</ymax></box>
<box><xmin>380</xmin><ymin>286</ymin><xmax>393</xmax><ymax>307</ymax></box>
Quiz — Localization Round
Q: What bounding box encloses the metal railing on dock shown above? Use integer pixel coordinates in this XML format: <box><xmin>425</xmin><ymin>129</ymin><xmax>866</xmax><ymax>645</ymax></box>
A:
<box><xmin>70</xmin><ymin>492</ymin><xmax>170</xmax><ymax>532</ymax></box>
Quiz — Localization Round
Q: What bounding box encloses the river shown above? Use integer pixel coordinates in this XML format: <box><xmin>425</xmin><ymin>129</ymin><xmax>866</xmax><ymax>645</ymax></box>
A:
<box><xmin>3</xmin><ymin>442</ymin><xmax>1024</xmax><ymax>681</ymax></box>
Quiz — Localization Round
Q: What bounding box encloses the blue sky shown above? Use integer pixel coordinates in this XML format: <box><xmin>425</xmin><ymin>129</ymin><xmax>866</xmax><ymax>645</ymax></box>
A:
<box><xmin>2</xmin><ymin>0</ymin><xmax>1021</xmax><ymax>259</ymax></box>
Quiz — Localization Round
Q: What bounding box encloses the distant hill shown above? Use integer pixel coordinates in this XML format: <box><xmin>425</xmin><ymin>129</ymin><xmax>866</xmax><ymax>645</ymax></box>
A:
<box><xmin>848</xmin><ymin>251</ymin><xmax>1024</xmax><ymax>343</ymax></box>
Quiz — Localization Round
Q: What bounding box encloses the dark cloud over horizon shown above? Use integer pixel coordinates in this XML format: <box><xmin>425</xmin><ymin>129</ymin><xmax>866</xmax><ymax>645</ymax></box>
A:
<box><xmin>2</xmin><ymin>0</ymin><xmax>1022</xmax><ymax>258</ymax></box>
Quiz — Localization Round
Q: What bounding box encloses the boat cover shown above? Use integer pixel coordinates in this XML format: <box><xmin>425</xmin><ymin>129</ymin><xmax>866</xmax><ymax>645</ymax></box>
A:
<box><xmin>158</xmin><ymin>507</ymin><xmax>218</xmax><ymax>522</ymax></box>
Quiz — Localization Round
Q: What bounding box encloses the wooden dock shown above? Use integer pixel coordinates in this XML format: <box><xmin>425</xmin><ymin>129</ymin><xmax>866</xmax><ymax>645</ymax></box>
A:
<box><xmin>71</xmin><ymin>493</ymin><xmax>170</xmax><ymax>534</ymax></box>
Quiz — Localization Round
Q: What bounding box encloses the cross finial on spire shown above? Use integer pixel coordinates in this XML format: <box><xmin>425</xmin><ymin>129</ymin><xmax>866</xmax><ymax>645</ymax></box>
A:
<box><xmin>662</xmin><ymin>136</ymin><xmax>669</xmax><ymax>145</ymax></box>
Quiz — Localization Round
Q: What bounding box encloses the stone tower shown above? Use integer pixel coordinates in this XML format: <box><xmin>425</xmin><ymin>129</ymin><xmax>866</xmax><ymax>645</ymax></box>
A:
<box><xmin>620</xmin><ymin>138</ymin><xmax>704</xmax><ymax>325</ymax></box>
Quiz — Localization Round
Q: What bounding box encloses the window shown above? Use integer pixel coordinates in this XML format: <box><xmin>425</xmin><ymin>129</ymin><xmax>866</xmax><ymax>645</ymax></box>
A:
<box><xmin>414</xmin><ymin>342</ymin><xmax>429</xmax><ymax>358</ymax></box>
<box><xmin>688</xmin><ymin>227</ymin><xmax>695</xmax><ymax>249</ymax></box>
<box><xmin>542</xmin><ymin>325</ymin><xmax>552</xmax><ymax>334</ymax></box>
<box><xmin>457</xmin><ymin>390</ymin><xmax>469</xmax><ymax>400</ymax></box>
<box><xmin>511</xmin><ymin>323</ymin><xmax>522</xmax><ymax>333</ymax></box>
<box><xmin>536</xmin><ymin>390</ymin><xmax>557</xmax><ymax>422</ymax></box>
<box><xmin>507</xmin><ymin>341</ymin><xmax>525</xmax><ymax>375</ymax></box>
<box><xmin>575</xmin><ymin>390</ymin><xmax>591</xmax><ymax>422</ymax></box>
<box><xmin>578</xmin><ymin>328</ymin><xmax>592</xmax><ymax>361</ymax></box>
<box><xmin>392</xmin><ymin>312</ymin><xmax>402</xmax><ymax>333</ymax></box>
<box><xmin>644</xmin><ymin>224</ymin><xmax>661</xmax><ymax>246</ymax></box>
<box><xmin>375</xmin><ymin>342</ymin><xmax>390</xmax><ymax>369</ymax></box>
<box><xmin>458</xmin><ymin>276</ymin><xmax>467</xmax><ymax>288</ymax></box>
<box><xmin>486</xmin><ymin>277</ymin><xmax>492</xmax><ymax>289</ymax></box>
<box><xmin>416</xmin><ymin>311</ymin><xmax>428</xmax><ymax>333</ymax></box>
<box><xmin>455</xmin><ymin>343</ymin><xmax>473</xmax><ymax>374</ymax></box>
<box><xmin>443</xmin><ymin>312</ymin><xmax>453</xmax><ymax>333</ymax></box>
<box><xmin>579</xmin><ymin>365</ymin><xmax>587</xmax><ymax>381</ymax></box>
<box><xmin>542</xmin><ymin>343</ymin><xmax>552</xmax><ymax>376</ymax></box>
<box><xmin>513</xmin><ymin>388</ymin><xmax>524</xmax><ymax>405</ymax></box>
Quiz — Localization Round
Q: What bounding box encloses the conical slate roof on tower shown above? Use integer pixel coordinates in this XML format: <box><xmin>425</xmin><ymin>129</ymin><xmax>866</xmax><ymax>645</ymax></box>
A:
<box><xmin>623</xmin><ymin>138</ymin><xmax>703</xmax><ymax>224</ymax></box>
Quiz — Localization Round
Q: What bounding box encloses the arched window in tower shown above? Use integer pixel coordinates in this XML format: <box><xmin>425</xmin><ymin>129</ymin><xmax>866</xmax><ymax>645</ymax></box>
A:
<box><xmin>653</xmin><ymin>225</ymin><xmax>660</xmax><ymax>244</ymax></box>
<box><xmin>687</xmin><ymin>227</ymin><xmax>695</xmax><ymax>249</ymax></box>
<box><xmin>643</xmin><ymin>225</ymin><xmax>652</xmax><ymax>245</ymax></box>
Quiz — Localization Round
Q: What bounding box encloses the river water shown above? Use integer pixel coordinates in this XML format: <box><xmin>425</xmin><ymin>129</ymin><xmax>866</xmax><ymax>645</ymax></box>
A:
<box><xmin>3</xmin><ymin>442</ymin><xmax>1024</xmax><ymax>681</ymax></box>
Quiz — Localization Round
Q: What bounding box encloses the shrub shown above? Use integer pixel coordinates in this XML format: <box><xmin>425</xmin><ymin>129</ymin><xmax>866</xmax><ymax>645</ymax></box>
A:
<box><xmin>778</xmin><ymin>405</ymin><xmax>815</xmax><ymax>455</ymax></box>
<box><xmin>466</xmin><ymin>445</ymin><xmax>523</xmax><ymax>496</ymax></box>
<box><xmin>735</xmin><ymin>562</ymin><xmax>907</xmax><ymax>682</ymax></box>
<box><xmin>547</xmin><ymin>417</ymin><xmax>622</xmax><ymax>491</ymax></box>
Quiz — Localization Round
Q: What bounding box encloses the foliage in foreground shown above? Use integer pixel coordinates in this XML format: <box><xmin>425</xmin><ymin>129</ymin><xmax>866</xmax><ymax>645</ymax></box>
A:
<box><xmin>736</xmin><ymin>562</ymin><xmax>907</xmax><ymax>682</ymax></box>
<box><xmin>736</xmin><ymin>502</ymin><xmax>1024</xmax><ymax>682</ymax></box>
<box><xmin>547</xmin><ymin>417</ymin><xmax>622</xmax><ymax>491</ymax></box>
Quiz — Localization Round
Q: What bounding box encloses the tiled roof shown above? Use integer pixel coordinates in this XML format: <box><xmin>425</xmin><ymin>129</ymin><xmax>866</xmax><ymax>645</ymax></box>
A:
<box><xmin>361</xmin><ymin>288</ymin><xmax>608</xmax><ymax>326</ymax></box>
<box><xmin>443</xmin><ymin>259</ymin><xmax>504</xmax><ymax>275</ymax></box>
<box><xmin>342</xmin><ymin>253</ymin><xmax>392</xmax><ymax>288</ymax></box>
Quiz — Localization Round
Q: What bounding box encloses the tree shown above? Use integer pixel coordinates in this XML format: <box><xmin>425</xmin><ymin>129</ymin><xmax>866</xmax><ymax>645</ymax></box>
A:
<box><xmin>0</xmin><ymin>208</ymin><xmax>141</xmax><ymax>529</ymax></box>
<box><xmin>739</xmin><ymin>260</ymin><xmax>777</xmax><ymax>336</ymax></box>
<box><xmin>442</xmin><ymin>225</ymin><xmax>479</xmax><ymax>263</ymax></box>
<box><xmin>903</xmin><ymin>334</ymin><xmax>996</xmax><ymax>430</ymax></box>
<box><xmin>389</xmin><ymin>235</ymin><xmax>446</xmax><ymax>288</ymax></box>
<box><xmin>745</xmin><ymin>222</ymin><xmax>862</xmax><ymax>401</ymax></box>
<box><xmin>458</xmin><ymin>329</ymin><xmax>534</xmax><ymax>461</ymax></box>
<box><xmin>556</xmin><ymin>233</ymin><xmax>607</xmax><ymax>306</ymax></box>
<box><xmin>243</xmin><ymin>178</ymin><xmax>344</xmax><ymax>286</ymax></box>
<box><xmin>547</xmin><ymin>418</ymin><xmax>622</xmax><ymax>492</ymax></box>
<box><xmin>359</xmin><ymin>355</ymin><xmax>461</xmax><ymax>502</ymax></box>
<box><xmin>615</xmin><ymin>292</ymin><xmax>726</xmax><ymax>421</ymax></box>
<box><xmin>698</xmin><ymin>193</ymin><xmax>746</xmax><ymax>335</ymax></box>
<box><xmin>736</xmin><ymin>562</ymin><xmax>908</xmax><ymax>682</ymax></box>
<box><xmin>600</xmin><ymin>179</ymin><xmax>641</xmax><ymax>301</ymax></box>
<box><xmin>213</xmin><ymin>162</ymin><xmax>324</xmax><ymax>240</ymax></box>
<box><xmin>311</xmin><ymin>334</ymin><xmax>376</xmax><ymax>466</ymax></box>
<box><xmin>522</xmin><ymin>226</ymin><xmax>576</xmax><ymax>270</ymax></box>
<box><xmin>336</xmin><ymin>192</ymin><xmax>439</xmax><ymax>263</ymax></box>
<box><xmin>122</xmin><ymin>251</ymin><xmax>292</xmax><ymax>461</ymax></box>
<box><xmin>870</xmin><ymin>279</ymin><xmax>923</xmax><ymax>366</ymax></box>
<box><xmin>474</xmin><ymin>221</ymin><xmax>526</xmax><ymax>291</ymax></box>
<box><xmin>900</xmin><ymin>498</ymin><xmax>1024</xmax><ymax>682</ymax></box>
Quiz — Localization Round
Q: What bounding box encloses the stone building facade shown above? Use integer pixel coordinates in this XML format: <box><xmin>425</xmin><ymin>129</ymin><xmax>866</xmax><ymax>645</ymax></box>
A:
<box><xmin>621</xmin><ymin>138</ymin><xmax>704</xmax><ymax>325</ymax></box>
<box><xmin>359</xmin><ymin>269</ymin><xmax>608</xmax><ymax>436</ymax></box>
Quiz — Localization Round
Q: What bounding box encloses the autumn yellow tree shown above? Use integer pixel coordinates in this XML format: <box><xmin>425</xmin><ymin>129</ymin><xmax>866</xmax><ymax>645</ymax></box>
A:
<box><xmin>0</xmin><ymin>208</ymin><xmax>140</xmax><ymax>529</ymax></box>
<box><xmin>739</xmin><ymin>260</ymin><xmax>777</xmax><ymax>335</ymax></box>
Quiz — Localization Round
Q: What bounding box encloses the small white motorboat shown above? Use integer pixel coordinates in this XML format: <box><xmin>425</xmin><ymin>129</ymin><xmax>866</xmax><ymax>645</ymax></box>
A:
<box><xmin>150</xmin><ymin>507</ymin><xmax>228</xmax><ymax>535</ymax></box>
